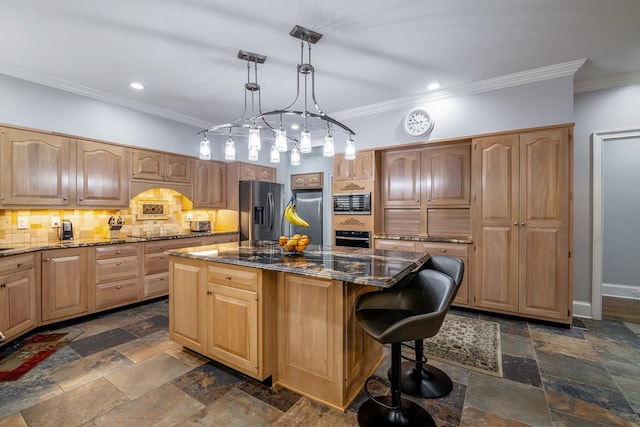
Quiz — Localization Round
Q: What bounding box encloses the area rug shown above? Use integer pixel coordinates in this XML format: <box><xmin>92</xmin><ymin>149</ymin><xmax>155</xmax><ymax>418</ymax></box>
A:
<box><xmin>0</xmin><ymin>330</ymin><xmax>82</xmax><ymax>381</ymax></box>
<box><xmin>405</xmin><ymin>314</ymin><xmax>503</xmax><ymax>377</ymax></box>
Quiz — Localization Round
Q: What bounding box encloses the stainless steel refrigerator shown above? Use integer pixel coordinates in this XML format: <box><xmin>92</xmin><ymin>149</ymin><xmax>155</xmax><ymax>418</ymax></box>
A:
<box><xmin>239</xmin><ymin>180</ymin><xmax>284</xmax><ymax>244</ymax></box>
<box><xmin>291</xmin><ymin>189</ymin><xmax>323</xmax><ymax>246</ymax></box>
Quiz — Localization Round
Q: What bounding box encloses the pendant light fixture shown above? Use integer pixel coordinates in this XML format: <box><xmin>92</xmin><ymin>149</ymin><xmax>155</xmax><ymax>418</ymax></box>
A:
<box><xmin>251</xmin><ymin>25</ymin><xmax>356</xmax><ymax>166</ymax></box>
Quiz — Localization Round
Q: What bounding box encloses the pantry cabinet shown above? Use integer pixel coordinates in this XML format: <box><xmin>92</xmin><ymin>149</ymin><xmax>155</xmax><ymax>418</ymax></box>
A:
<box><xmin>472</xmin><ymin>127</ymin><xmax>571</xmax><ymax>322</ymax></box>
<box><xmin>1</xmin><ymin>127</ymin><xmax>71</xmax><ymax>206</ymax></box>
<box><xmin>0</xmin><ymin>254</ymin><xmax>37</xmax><ymax>342</ymax></box>
<box><xmin>76</xmin><ymin>140</ymin><xmax>130</xmax><ymax>207</ymax></box>
<box><xmin>41</xmin><ymin>247</ymin><xmax>89</xmax><ymax>323</ymax></box>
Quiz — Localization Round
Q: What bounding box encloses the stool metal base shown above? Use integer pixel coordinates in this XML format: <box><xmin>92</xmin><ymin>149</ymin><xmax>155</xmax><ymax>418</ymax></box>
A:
<box><xmin>397</xmin><ymin>361</ymin><xmax>453</xmax><ymax>398</ymax></box>
<box><xmin>357</xmin><ymin>396</ymin><xmax>435</xmax><ymax>427</ymax></box>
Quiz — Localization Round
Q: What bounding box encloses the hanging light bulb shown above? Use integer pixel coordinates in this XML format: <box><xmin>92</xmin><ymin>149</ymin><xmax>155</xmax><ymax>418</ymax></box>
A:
<box><xmin>224</xmin><ymin>134</ymin><xmax>236</xmax><ymax>160</ymax></box>
<box><xmin>300</xmin><ymin>129</ymin><xmax>312</xmax><ymax>153</ymax></box>
<box><xmin>248</xmin><ymin>127</ymin><xmax>261</xmax><ymax>151</ymax></box>
<box><xmin>199</xmin><ymin>134</ymin><xmax>211</xmax><ymax>160</ymax></box>
<box><xmin>345</xmin><ymin>136</ymin><xmax>356</xmax><ymax>160</ymax></box>
<box><xmin>290</xmin><ymin>145</ymin><xmax>301</xmax><ymax>166</ymax></box>
<box><xmin>275</xmin><ymin>128</ymin><xmax>287</xmax><ymax>152</ymax></box>
<box><xmin>248</xmin><ymin>146</ymin><xmax>259</xmax><ymax>161</ymax></box>
<box><xmin>270</xmin><ymin>144</ymin><xmax>280</xmax><ymax>163</ymax></box>
<box><xmin>323</xmin><ymin>133</ymin><xmax>334</xmax><ymax>157</ymax></box>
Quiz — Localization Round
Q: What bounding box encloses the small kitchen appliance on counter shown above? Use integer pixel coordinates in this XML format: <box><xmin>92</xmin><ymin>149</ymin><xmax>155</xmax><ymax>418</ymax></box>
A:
<box><xmin>60</xmin><ymin>220</ymin><xmax>73</xmax><ymax>240</ymax></box>
<box><xmin>190</xmin><ymin>220</ymin><xmax>211</xmax><ymax>232</ymax></box>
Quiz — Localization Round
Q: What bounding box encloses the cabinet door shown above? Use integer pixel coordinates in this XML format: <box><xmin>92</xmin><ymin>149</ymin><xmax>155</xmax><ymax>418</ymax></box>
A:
<box><xmin>131</xmin><ymin>149</ymin><xmax>164</xmax><ymax>180</ymax></box>
<box><xmin>472</xmin><ymin>135</ymin><xmax>519</xmax><ymax>313</ymax></box>
<box><xmin>1</xmin><ymin>128</ymin><xmax>71</xmax><ymax>206</ymax></box>
<box><xmin>41</xmin><ymin>248</ymin><xmax>89</xmax><ymax>322</ymax></box>
<box><xmin>352</xmin><ymin>151</ymin><xmax>374</xmax><ymax>180</ymax></box>
<box><xmin>239</xmin><ymin>163</ymin><xmax>258</xmax><ymax>180</ymax></box>
<box><xmin>211</xmin><ymin>161</ymin><xmax>227</xmax><ymax>207</ymax></box>
<box><xmin>422</xmin><ymin>144</ymin><xmax>470</xmax><ymax>206</ymax></box>
<box><xmin>169</xmin><ymin>258</ymin><xmax>204</xmax><ymax>352</ymax></box>
<box><xmin>0</xmin><ymin>269</ymin><xmax>37</xmax><ymax>341</ymax></box>
<box><xmin>257</xmin><ymin>166</ymin><xmax>276</xmax><ymax>183</ymax></box>
<box><xmin>76</xmin><ymin>140</ymin><xmax>129</xmax><ymax>207</ymax></box>
<box><xmin>291</xmin><ymin>172</ymin><xmax>323</xmax><ymax>189</ymax></box>
<box><xmin>418</xmin><ymin>242</ymin><xmax>471</xmax><ymax>307</ymax></box>
<box><xmin>206</xmin><ymin>282</ymin><xmax>258</xmax><ymax>375</ymax></box>
<box><xmin>381</xmin><ymin>149</ymin><xmax>421</xmax><ymax>207</ymax></box>
<box><xmin>193</xmin><ymin>160</ymin><xmax>212</xmax><ymax>208</ymax></box>
<box><xmin>333</xmin><ymin>154</ymin><xmax>352</xmax><ymax>181</ymax></box>
<box><xmin>518</xmin><ymin>129</ymin><xmax>570</xmax><ymax>321</ymax></box>
<box><xmin>165</xmin><ymin>154</ymin><xmax>192</xmax><ymax>183</ymax></box>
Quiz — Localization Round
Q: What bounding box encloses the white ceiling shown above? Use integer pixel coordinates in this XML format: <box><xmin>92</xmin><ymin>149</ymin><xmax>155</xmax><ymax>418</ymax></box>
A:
<box><xmin>2</xmin><ymin>0</ymin><xmax>640</xmax><ymax>129</ymax></box>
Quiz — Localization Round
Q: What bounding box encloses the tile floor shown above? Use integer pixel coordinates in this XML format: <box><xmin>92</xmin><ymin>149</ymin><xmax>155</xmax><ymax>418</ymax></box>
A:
<box><xmin>1</xmin><ymin>298</ymin><xmax>639</xmax><ymax>427</ymax></box>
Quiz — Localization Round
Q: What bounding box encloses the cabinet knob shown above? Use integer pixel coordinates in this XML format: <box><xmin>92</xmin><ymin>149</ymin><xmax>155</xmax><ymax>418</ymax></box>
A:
<box><xmin>427</xmin><ymin>198</ymin><xmax>430</xmax><ymax>202</ymax></box>
<box><xmin>441</xmin><ymin>249</ymin><xmax>446</xmax><ymax>252</ymax></box>
<box><xmin>79</xmin><ymin>198</ymin><xmax>83</xmax><ymax>201</ymax></box>
<box><xmin>0</xmin><ymin>284</ymin><xmax>6</xmax><ymax>288</ymax></box>
<box><xmin>207</xmin><ymin>290</ymin><xmax>212</xmax><ymax>296</ymax></box>
<box><xmin>116</xmin><ymin>262</ymin><xmax>121</xmax><ymax>265</ymax></box>
<box><xmin>63</xmin><ymin>197</ymin><xmax>68</xmax><ymax>201</ymax></box>
<box><xmin>224</xmin><ymin>276</ymin><xmax>232</xmax><ymax>280</ymax></box>
<box><xmin>44</xmin><ymin>258</ymin><xmax>51</xmax><ymax>262</ymax></box>
<box><xmin>116</xmin><ymin>285</ymin><xmax>122</xmax><ymax>289</ymax></box>
<box><xmin>116</xmin><ymin>250</ymin><xmax>121</xmax><ymax>254</ymax></box>
<box><xmin>16</xmin><ymin>263</ymin><xmax>22</xmax><ymax>267</ymax></box>
<box><xmin>521</xmin><ymin>222</ymin><xmax>526</xmax><ymax>226</ymax></box>
<box><xmin>514</xmin><ymin>222</ymin><xmax>518</xmax><ymax>226</ymax></box>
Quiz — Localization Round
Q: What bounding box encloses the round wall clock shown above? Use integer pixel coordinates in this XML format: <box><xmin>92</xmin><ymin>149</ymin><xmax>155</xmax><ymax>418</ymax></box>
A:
<box><xmin>403</xmin><ymin>108</ymin><xmax>435</xmax><ymax>137</ymax></box>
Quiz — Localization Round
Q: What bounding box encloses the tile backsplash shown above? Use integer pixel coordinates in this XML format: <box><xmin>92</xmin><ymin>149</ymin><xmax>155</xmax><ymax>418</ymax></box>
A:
<box><xmin>0</xmin><ymin>188</ymin><xmax>237</xmax><ymax>247</ymax></box>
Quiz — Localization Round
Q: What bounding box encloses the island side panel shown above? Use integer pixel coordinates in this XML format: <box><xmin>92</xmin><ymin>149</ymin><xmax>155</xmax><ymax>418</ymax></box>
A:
<box><xmin>169</xmin><ymin>257</ymin><xmax>205</xmax><ymax>353</ymax></box>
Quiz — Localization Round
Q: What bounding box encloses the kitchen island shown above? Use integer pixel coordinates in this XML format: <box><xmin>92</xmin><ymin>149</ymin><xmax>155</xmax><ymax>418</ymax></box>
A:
<box><xmin>167</xmin><ymin>243</ymin><xmax>428</xmax><ymax>410</ymax></box>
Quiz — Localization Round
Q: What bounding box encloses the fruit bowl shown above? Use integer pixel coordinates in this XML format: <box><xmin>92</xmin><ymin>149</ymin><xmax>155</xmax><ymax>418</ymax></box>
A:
<box><xmin>278</xmin><ymin>234</ymin><xmax>310</xmax><ymax>254</ymax></box>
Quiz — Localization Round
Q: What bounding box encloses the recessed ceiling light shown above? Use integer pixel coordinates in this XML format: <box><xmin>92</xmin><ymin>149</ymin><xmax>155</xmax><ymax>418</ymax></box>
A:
<box><xmin>130</xmin><ymin>82</ymin><xmax>145</xmax><ymax>90</ymax></box>
<box><xmin>427</xmin><ymin>82</ymin><xmax>441</xmax><ymax>91</ymax></box>
<box><xmin>290</xmin><ymin>123</ymin><xmax>300</xmax><ymax>130</ymax></box>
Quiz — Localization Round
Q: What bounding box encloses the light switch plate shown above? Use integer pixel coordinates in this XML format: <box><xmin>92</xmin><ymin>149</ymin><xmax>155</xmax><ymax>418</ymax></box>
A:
<box><xmin>17</xmin><ymin>216</ymin><xmax>29</xmax><ymax>229</ymax></box>
<box><xmin>51</xmin><ymin>216</ymin><xmax>61</xmax><ymax>228</ymax></box>
<box><xmin>186</xmin><ymin>213</ymin><xmax>193</xmax><ymax>221</ymax></box>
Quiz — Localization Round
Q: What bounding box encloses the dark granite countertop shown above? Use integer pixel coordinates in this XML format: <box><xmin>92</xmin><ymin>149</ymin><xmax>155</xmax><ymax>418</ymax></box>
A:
<box><xmin>166</xmin><ymin>243</ymin><xmax>429</xmax><ymax>288</ymax></box>
<box><xmin>374</xmin><ymin>234</ymin><xmax>473</xmax><ymax>244</ymax></box>
<box><xmin>0</xmin><ymin>231</ymin><xmax>238</xmax><ymax>257</ymax></box>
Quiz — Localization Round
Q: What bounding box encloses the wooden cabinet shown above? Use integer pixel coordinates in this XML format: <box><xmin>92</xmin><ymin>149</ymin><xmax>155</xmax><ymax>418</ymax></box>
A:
<box><xmin>0</xmin><ymin>254</ymin><xmax>37</xmax><ymax>342</ymax></box>
<box><xmin>472</xmin><ymin>128</ymin><xmax>571</xmax><ymax>322</ymax></box>
<box><xmin>1</xmin><ymin>127</ymin><xmax>71</xmax><ymax>206</ymax></box>
<box><xmin>143</xmin><ymin>237</ymin><xmax>201</xmax><ymax>299</ymax></box>
<box><xmin>169</xmin><ymin>257</ymin><xmax>205</xmax><ymax>353</ymax></box>
<box><xmin>291</xmin><ymin>172</ymin><xmax>323</xmax><ymax>189</ymax></box>
<box><xmin>374</xmin><ymin>239</ymin><xmax>417</xmax><ymax>252</ymax></box>
<box><xmin>41</xmin><ymin>247</ymin><xmax>89</xmax><ymax>323</ymax></box>
<box><xmin>169</xmin><ymin>258</ymin><xmax>276</xmax><ymax>380</ymax></box>
<box><xmin>381</xmin><ymin>143</ymin><xmax>471</xmax><ymax>237</ymax></box>
<box><xmin>131</xmin><ymin>149</ymin><xmax>192</xmax><ymax>183</ymax></box>
<box><xmin>227</xmin><ymin>162</ymin><xmax>277</xmax><ymax>211</ymax></box>
<box><xmin>418</xmin><ymin>242</ymin><xmax>471</xmax><ymax>307</ymax></box>
<box><xmin>193</xmin><ymin>160</ymin><xmax>227</xmax><ymax>209</ymax></box>
<box><xmin>333</xmin><ymin>150</ymin><xmax>374</xmax><ymax>181</ymax></box>
<box><xmin>76</xmin><ymin>140</ymin><xmax>130</xmax><ymax>207</ymax></box>
<box><xmin>93</xmin><ymin>244</ymin><xmax>141</xmax><ymax>310</ymax></box>
<box><xmin>200</xmin><ymin>233</ymin><xmax>238</xmax><ymax>246</ymax></box>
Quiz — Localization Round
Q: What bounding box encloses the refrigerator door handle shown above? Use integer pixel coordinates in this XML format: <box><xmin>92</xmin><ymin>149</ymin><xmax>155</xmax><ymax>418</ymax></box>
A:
<box><xmin>267</xmin><ymin>191</ymin><xmax>274</xmax><ymax>231</ymax></box>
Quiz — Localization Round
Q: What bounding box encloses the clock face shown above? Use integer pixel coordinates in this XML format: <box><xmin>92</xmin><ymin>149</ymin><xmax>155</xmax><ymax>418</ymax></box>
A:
<box><xmin>403</xmin><ymin>109</ymin><xmax>434</xmax><ymax>137</ymax></box>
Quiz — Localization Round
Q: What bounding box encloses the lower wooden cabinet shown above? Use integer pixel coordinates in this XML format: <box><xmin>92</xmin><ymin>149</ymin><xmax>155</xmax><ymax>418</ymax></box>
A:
<box><xmin>169</xmin><ymin>257</ymin><xmax>276</xmax><ymax>380</ymax></box>
<box><xmin>41</xmin><ymin>248</ymin><xmax>89</xmax><ymax>323</ymax></box>
<box><xmin>93</xmin><ymin>244</ymin><xmax>141</xmax><ymax>310</ymax></box>
<box><xmin>0</xmin><ymin>254</ymin><xmax>37</xmax><ymax>342</ymax></box>
<box><xmin>143</xmin><ymin>237</ymin><xmax>201</xmax><ymax>299</ymax></box>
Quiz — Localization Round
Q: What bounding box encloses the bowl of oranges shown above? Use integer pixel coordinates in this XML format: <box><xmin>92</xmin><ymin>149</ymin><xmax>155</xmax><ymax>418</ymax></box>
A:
<box><xmin>278</xmin><ymin>234</ymin><xmax>310</xmax><ymax>254</ymax></box>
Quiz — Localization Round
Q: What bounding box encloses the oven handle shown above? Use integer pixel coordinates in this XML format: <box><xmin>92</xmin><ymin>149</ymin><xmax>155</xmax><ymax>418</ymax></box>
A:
<box><xmin>335</xmin><ymin>236</ymin><xmax>370</xmax><ymax>241</ymax></box>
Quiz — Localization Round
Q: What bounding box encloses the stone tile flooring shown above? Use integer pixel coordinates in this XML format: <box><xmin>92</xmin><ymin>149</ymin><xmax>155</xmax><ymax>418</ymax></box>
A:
<box><xmin>1</xmin><ymin>298</ymin><xmax>639</xmax><ymax>426</ymax></box>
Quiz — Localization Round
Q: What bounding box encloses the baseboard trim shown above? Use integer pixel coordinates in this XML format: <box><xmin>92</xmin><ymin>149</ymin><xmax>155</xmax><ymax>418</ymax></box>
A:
<box><xmin>602</xmin><ymin>283</ymin><xmax>640</xmax><ymax>299</ymax></box>
<box><xmin>572</xmin><ymin>301</ymin><xmax>593</xmax><ymax>319</ymax></box>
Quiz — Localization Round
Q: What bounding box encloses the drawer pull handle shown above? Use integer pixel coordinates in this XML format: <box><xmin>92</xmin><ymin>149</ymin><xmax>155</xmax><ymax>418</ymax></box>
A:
<box><xmin>441</xmin><ymin>249</ymin><xmax>446</xmax><ymax>252</ymax></box>
<box><xmin>116</xmin><ymin>285</ymin><xmax>122</xmax><ymax>289</ymax></box>
<box><xmin>0</xmin><ymin>284</ymin><xmax>6</xmax><ymax>288</ymax></box>
<box><xmin>225</xmin><ymin>276</ymin><xmax>232</xmax><ymax>280</ymax></box>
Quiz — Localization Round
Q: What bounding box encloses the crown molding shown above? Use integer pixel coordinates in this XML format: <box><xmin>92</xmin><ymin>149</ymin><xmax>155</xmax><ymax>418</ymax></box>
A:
<box><xmin>0</xmin><ymin>60</ymin><xmax>210</xmax><ymax>129</ymax></box>
<box><xmin>335</xmin><ymin>59</ymin><xmax>587</xmax><ymax>120</ymax></box>
<box><xmin>574</xmin><ymin>71</ymin><xmax>640</xmax><ymax>93</ymax></box>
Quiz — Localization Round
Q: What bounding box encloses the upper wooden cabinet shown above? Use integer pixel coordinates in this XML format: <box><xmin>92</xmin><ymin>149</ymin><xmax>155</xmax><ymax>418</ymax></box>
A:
<box><xmin>1</xmin><ymin>127</ymin><xmax>72</xmax><ymax>206</ymax></box>
<box><xmin>194</xmin><ymin>160</ymin><xmax>227</xmax><ymax>209</ymax></box>
<box><xmin>472</xmin><ymin>128</ymin><xmax>571</xmax><ymax>322</ymax></box>
<box><xmin>76</xmin><ymin>140</ymin><xmax>130</xmax><ymax>207</ymax></box>
<box><xmin>131</xmin><ymin>149</ymin><xmax>192</xmax><ymax>183</ymax></box>
<box><xmin>291</xmin><ymin>172</ymin><xmax>323</xmax><ymax>189</ymax></box>
<box><xmin>333</xmin><ymin>150</ymin><xmax>374</xmax><ymax>181</ymax></box>
<box><xmin>237</xmin><ymin>162</ymin><xmax>276</xmax><ymax>183</ymax></box>
<box><xmin>422</xmin><ymin>144</ymin><xmax>470</xmax><ymax>206</ymax></box>
<box><xmin>381</xmin><ymin>149</ymin><xmax>421</xmax><ymax>207</ymax></box>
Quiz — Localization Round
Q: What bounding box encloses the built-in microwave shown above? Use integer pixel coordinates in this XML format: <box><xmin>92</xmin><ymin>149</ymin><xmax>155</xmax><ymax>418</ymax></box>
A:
<box><xmin>333</xmin><ymin>192</ymin><xmax>371</xmax><ymax>215</ymax></box>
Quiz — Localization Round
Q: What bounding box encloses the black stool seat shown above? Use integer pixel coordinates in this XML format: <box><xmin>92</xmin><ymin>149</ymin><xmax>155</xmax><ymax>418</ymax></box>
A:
<box><xmin>355</xmin><ymin>268</ymin><xmax>458</xmax><ymax>427</ymax></box>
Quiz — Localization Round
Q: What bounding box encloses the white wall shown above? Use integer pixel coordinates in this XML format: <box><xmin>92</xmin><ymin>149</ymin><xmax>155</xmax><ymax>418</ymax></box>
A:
<box><xmin>573</xmin><ymin>84</ymin><xmax>640</xmax><ymax>303</ymax></box>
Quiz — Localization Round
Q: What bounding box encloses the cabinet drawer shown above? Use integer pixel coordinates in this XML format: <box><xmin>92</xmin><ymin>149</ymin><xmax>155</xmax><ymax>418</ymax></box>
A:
<box><xmin>95</xmin><ymin>256</ymin><xmax>139</xmax><ymax>284</ymax></box>
<box><xmin>95</xmin><ymin>278</ymin><xmax>141</xmax><ymax>310</ymax></box>
<box><xmin>94</xmin><ymin>244</ymin><xmax>139</xmax><ymax>260</ymax></box>
<box><xmin>144</xmin><ymin>238</ymin><xmax>201</xmax><ymax>254</ymax></box>
<box><xmin>0</xmin><ymin>254</ymin><xmax>35</xmax><ymax>275</ymax></box>
<box><xmin>144</xmin><ymin>273</ymin><xmax>169</xmax><ymax>298</ymax></box>
<box><xmin>417</xmin><ymin>242</ymin><xmax>469</xmax><ymax>258</ymax></box>
<box><xmin>201</xmin><ymin>234</ymin><xmax>238</xmax><ymax>246</ymax></box>
<box><xmin>207</xmin><ymin>264</ymin><xmax>258</xmax><ymax>292</ymax></box>
<box><xmin>374</xmin><ymin>239</ymin><xmax>417</xmax><ymax>252</ymax></box>
<box><xmin>145</xmin><ymin>252</ymin><xmax>169</xmax><ymax>275</ymax></box>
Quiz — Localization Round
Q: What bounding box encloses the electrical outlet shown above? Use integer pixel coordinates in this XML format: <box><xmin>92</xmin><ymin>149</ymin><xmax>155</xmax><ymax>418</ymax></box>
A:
<box><xmin>186</xmin><ymin>213</ymin><xmax>193</xmax><ymax>221</ymax></box>
<box><xmin>17</xmin><ymin>216</ymin><xmax>29</xmax><ymax>229</ymax></box>
<box><xmin>51</xmin><ymin>216</ymin><xmax>61</xmax><ymax>228</ymax></box>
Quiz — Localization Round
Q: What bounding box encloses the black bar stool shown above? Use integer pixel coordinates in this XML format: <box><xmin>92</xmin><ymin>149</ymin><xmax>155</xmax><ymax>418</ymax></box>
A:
<box><xmin>399</xmin><ymin>255</ymin><xmax>464</xmax><ymax>399</ymax></box>
<box><xmin>355</xmin><ymin>268</ymin><xmax>459</xmax><ymax>427</ymax></box>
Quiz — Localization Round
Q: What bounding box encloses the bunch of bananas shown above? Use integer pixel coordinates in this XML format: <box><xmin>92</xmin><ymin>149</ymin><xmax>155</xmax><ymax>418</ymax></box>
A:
<box><xmin>284</xmin><ymin>200</ymin><xmax>309</xmax><ymax>227</ymax></box>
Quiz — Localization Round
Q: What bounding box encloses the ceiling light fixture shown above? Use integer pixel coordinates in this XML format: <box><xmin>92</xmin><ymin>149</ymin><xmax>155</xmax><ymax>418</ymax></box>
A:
<box><xmin>251</xmin><ymin>25</ymin><xmax>356</xmax><ymax>166</ymax></box>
